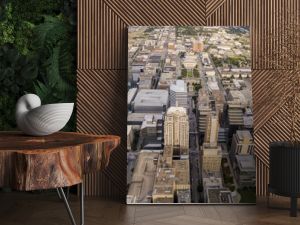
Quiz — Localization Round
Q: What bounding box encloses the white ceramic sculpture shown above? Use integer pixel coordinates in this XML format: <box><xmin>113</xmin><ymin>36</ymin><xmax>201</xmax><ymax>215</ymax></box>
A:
<box><xmin>16</xmin><ymin>94</ymin><xmax>74</xmax><ymax>136</ymax></box>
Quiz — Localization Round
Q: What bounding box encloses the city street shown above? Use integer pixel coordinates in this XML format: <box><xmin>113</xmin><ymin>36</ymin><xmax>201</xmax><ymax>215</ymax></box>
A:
<box><xmin>188</xmin><ymin>96</ymin><xmax>201</xmax><ymax>202</ymax></box>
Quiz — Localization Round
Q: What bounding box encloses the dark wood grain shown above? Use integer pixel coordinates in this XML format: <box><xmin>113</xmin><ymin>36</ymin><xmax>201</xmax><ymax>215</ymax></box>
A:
<box><xmin>0</xmin><ymin>132</ymin><xmax>120</xmax><ymax>191</ymax></box>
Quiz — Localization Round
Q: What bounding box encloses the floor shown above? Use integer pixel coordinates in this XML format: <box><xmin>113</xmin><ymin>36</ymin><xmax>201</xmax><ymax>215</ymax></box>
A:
<box><xmin>0</xmin><ymin>192</ymin><xmax>300</xmax><ymax>225</ymax></box>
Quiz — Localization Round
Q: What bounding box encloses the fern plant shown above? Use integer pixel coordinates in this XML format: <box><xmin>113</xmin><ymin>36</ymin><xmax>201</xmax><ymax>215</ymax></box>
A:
<box><xmin>0</xmin><ymin>44</ymin><xmax>38</xmax><ymax>130</ymax></box>
<box><xmin>33</xmin><ymin>15</ymin><xmax>76</xmax><ymax>130</ymax></box>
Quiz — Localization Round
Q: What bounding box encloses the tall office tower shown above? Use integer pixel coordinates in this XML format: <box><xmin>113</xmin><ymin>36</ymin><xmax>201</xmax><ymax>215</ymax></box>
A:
<box><xmin>198</xmin><ymin>89</ymin><xmax>211</xmax><ymax>135</ymax></box>
<box><xmin>204</xmin><ymin>114</ymin><xmax>219</xmax><ymax>146</ymax></box>
<box><xmin>170</xmin><ymin>80</ymin><xmax>188</xmax><ymax>108</ymax></box>
<box><xmin>164</xmin><ymin>107</ymin><xmax>189</xmax><ymax>150</ymax></box>
<box><xmin>202</xmin><ymin>115</ymin><xmax>222</xmax><ymax>172</ymax></box>
<box><xmin>227</xmin><ymin>90</ymin><xmax>248</xmax><ymax>126</ymax></box>
<box><xmin>231</xmin><ymin>130</ymin><xmax>254</xmax><ymax>155</ymax></box>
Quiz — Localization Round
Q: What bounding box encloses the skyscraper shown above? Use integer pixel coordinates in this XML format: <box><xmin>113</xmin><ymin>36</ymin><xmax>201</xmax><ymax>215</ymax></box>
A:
<box><xmin>227</xmin><ymin>90</ymin><xmax>248</xmax><ymax>126</ymax></box>
<box><xmin>202</xmin><ymin>115</ymin><xmax>222</xmax><ymax>172</ymax></box>
<box><xmin>164</xmin><ymin>107</ymin><xmax>189</xmax><ymax>150</ymax></box>
<box><xmin>198</xmin><ymin>89</ymin><xmax>212</xmax><ymax>135</ymax></box>
<box><xmin>231</xmin><ymin>130</ymin><xmax>254</xmax><ymax>155</ymax></box>
<box><xmin>204</xmin><ymin>114</ymin><xmax>219</xmax><ymax>145</ymax></box>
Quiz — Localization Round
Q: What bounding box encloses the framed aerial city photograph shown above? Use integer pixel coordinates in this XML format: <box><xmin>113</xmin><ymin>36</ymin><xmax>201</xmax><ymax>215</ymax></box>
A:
<box><xmin>127</xmin><ymin>26</ymin><xmax>254</xmax><ymax>204</ymax></box>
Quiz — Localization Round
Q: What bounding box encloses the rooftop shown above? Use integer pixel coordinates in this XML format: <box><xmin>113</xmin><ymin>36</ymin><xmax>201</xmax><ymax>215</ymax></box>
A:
<box><xmin>236</xmin><ymin>130</ymin><xmax>253</xmax><ymax>142</ymax></box>
<box><xmin>177</xmin><ymin>189</ymin><xmax>191</xmax><ymax>203</ymax></box>
<box><xmin>152</xmin><ymin>167</ymin><xmax>176</xmax><ymax>196</ymax></box>
<box><xmin>128</xmin><ymin>113</ymin><xmax>163</xmax><ymax>125</ymax></box>
<box><xmin>134</xmin><ymin>89</ymin><xmax>169</xmax><ymax>107</ymax></box>
<box><xmin>173</xmin><ymin>160</ymin><xmax>190</xmax><ymax>187</ymax></box>
<box><xmin>166</xmin><ymin>106</ymin><xmax>187</xmax><ymax>115</ymax></box>
<box><xmin>127</xmin><ymin>151</ymin><xmax>160</xmax><ymax>203</ymax></box>
<box><xmin>170</xmin><ymin>80</ymin><xmax>187</xmax><ymax>92</ymax></box>
<box><xmin>141</xmin><ymin>115</ymin><xmax>160</xmax><ymax>130</ymax></box>
<box><xmin>207</xmin><ymin>188</ymin><xmax>233</xmax><ymax>203</ymax></box>
<box><xmin>236</xmin><ymin>155</ymin><xmax>255</xmax><ymax>171</ymax></box>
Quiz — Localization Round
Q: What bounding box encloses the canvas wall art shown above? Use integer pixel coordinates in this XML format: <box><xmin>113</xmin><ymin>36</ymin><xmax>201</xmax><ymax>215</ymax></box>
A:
<box><xmin>127</xmin><ymin>26</ymin><xmax>254</xmax><ymax>204</ymax></box>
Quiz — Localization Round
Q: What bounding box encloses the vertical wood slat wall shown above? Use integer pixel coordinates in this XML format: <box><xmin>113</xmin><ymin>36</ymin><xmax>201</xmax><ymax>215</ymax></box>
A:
<box><xmin>77</xmin><ymin>0</ymin><xmax>300</xmax><ymax>200</ymax></box>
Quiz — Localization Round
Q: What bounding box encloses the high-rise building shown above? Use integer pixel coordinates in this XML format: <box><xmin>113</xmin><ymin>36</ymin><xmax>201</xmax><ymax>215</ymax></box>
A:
<box><xmin>140</xmin><ymin>114</ymin><xmax>163</xmax><ymax>150</ymax></box>
<box><xmin>204</xmin><ymin>115</ymin><xmax>219</xmax><ymax>145</ymax></box>
<box><xmin>164</xmin><ymin>107</ymin><xmax>189</xmax><ymax>150</ymax></box>
<box><xmin>227</xmin><ymin>90</ymin><xmax>248</xmax><ymax>126</ymax></box>
<box><xmin>231</xmin><ymin>130</ymin><xmax>254</xmax><ymax>155</ymax></box>
<box><xmin>228</xmin><ymin>104</ymin><xmax>244</xmax><ymax>126</ymax></box>
<box><xmin>198</xmin><ymin>89</ymin><xmax>212</xmax><ymax>135</ymax></box>
<box><xmin>170</xmin><ymin>80</ymin><xmax>188</xmax><ymax>108</ymax></box>
<box><xmin>234</xmin><ymin>155</ymin><xmax>256</xmax><ymax>188</ymax></box>
<box><xmin>202</xmin><ymin>115</ymin><xmax>222</xmax><ymax>172</ymax></box>
<box><xmin>218</xmin><ymin>127</ymin><xmax>229</xmax><ymax>143</ymax></box>
<box><xmin>202</xmin><ymin>146</ymin><xmax>222</xmax><ymax>172</ymax></box>
<box><xmin>199</xmin><ymin>106</ymin><xmax>211</xmax><ymax>135</ymax></box>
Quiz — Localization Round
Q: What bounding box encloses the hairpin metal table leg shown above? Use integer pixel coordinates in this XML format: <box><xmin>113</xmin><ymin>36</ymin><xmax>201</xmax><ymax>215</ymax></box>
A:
<box><xmin>80</xmin><ymin>182</ymin><xmax>84</xmax><ymax>225</ymax></box>
<box><xmin>57</xmin><ymin>183</ymin><xmax>84</xmax><ymax>225</ymax></box>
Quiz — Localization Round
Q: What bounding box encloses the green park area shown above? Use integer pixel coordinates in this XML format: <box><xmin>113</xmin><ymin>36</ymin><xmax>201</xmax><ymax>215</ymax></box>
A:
<box><xmin>181</xmin><ymin>68</ymin><xmax>200</xmax><ymax>78</ymax></box>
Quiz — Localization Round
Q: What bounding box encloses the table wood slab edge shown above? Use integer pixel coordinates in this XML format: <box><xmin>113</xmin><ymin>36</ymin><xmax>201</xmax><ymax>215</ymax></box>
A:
<box><xmin>0</xmin><ymin>131</ymin><xmax>120</xmax><ymax>191</ymax></box>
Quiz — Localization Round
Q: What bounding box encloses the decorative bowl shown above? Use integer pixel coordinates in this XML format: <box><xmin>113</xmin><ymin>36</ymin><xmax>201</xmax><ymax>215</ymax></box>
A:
<box><xmin>16</xmin><ymin>94</ymin><xmax>74</xmax><ymax>136</ymax></box>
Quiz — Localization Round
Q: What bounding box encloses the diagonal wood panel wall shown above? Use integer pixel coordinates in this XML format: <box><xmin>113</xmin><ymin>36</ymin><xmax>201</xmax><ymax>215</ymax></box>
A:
<box><xmin>77</xmin><ymin>0</ymin><xmax>300</xmax><ymax>200</ymax></box>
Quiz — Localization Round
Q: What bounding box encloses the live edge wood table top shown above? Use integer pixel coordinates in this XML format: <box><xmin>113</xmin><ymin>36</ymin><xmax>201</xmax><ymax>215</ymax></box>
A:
<box><xmin>0</xmin><ymin>132</ymin><xmax>120</xmax><ymax>191</ymax></box>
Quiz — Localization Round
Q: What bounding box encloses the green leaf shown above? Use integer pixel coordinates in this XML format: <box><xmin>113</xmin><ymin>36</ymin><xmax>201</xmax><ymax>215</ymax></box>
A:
<box><xmin>33</xmin><ymin>16</ymin><xmax>69</xmax><ymax>55</ymax></box>
<box><xmin>3</xmin><ymin>78</ymin><xmax>12</xmax><ymax>86</ymax></box>
<box><xmin>10</xmin><ymin>84</ymin><xmax>19</xmax><ymax>94</ymax></box>
<box><xmin>3</xmin><ymin>67</ymin><xmax>14</xmax><ymax>77</ymax></box>
<box><xmin>21</xmin><ymin>65</ymin><xmax>38</xmax><ymax>79</ymax></box>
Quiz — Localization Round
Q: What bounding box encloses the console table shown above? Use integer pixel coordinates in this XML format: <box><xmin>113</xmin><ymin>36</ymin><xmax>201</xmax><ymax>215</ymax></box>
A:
<box><xmin>0</xmin><ymin>131</ymin><xmax>120</xmax><ymax>225</ymax></box>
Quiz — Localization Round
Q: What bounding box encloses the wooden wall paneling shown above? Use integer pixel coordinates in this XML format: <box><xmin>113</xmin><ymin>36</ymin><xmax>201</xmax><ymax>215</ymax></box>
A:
<box><xmin>104</xmin><ymin>0</ymin><xmax>207</xmax><ymax>26</ymax></box>
<box><xmin>206</xmin><ymin>0</ymin><xmax>252</xmax><ymax>26</ymax></box>
<box><xmin>77</xmin><ymin>0</ymin><xmax>127</xmax><ymax>70</ymax></box>
<box><xmin>77</xmin><ymin>69</ymin><xmax>127</xmax><ymax>199</ymax></box>
<box><xmin>77</xmin><ymin>0</ymin><xmax>128</xmax><ymax>200</ymax></box>
<box><xmin>77</xmin><ymin>0</ymin><xmax>300</xmax><ymax>199</ymax></box>
<box><xmin>256</xmin><ymin>159</ymin><xmax>269</xmax><ymax>196</ymax></box>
